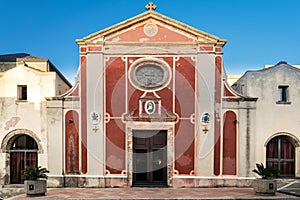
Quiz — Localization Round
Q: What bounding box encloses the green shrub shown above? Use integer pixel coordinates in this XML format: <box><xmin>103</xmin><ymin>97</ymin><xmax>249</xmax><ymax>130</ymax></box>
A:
<box><xmin>23</xmin><ymin>166</ymin><xmax>49</xmax><ymax>181</ymax></box>
<box><xmin>252</xmin><ymin>163</ymin><xmax>280</xmax><ymax>179</ymax></box>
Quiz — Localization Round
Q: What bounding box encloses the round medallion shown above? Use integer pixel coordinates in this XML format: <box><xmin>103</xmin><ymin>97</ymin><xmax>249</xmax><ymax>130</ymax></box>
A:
<box><xmin>145</xmin><ymin>100</ymin><xmax>156</xmax><ymax>115</ymax></box>
<box><xmin>144</xmin><ymin>23</ymin><xmax>158</xmax><ymax>37</ymax></box>
<box><xmin>129</xmin><ymin>58</ymin><xmax>171</xmax><ymax>91</ymax></box>
<box><xmin>201</xmin><ymin>112</ymin><xmax>210</xmax><ymax>125</ymax></box>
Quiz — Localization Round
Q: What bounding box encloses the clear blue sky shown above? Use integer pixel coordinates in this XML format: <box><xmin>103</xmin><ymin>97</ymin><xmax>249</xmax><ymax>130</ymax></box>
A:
<box><xmin>1</xmin><ymin>0</ymin><xmax>300</xmax><ymax>83</ymax></box>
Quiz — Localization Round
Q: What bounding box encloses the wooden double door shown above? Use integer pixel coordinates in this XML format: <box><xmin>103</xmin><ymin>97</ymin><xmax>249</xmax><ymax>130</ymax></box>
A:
<box><xmin>133</xmin><ymin>130</ymin><xmax>167</xmax><ymax>187</ymax></box>
<box><xmin>10</xmin><ymin>150</ymin><xmax>37</xmax><ymax>184</ymax></box>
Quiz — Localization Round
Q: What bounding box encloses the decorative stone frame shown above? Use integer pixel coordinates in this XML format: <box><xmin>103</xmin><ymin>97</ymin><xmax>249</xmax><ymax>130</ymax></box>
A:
<box><xmin>126</xmin><ymin>122</ymin><xmax>174</xmax><ymax>187</ymax></box>
<box><xmin>264</xmin><ymin>132</ymin><xmax>300</xmax><ymax>147</ymax></box>
<box><xmin>0</xmin><ymin>129</ymin><xmax>42</xmax><ymax>185</ymax></box>
<box><xmin>1</xmin><ymin>129</ymin><xmax>43</xmax><ymax>153</ymax></box>
<box><xmin>128</xmin><ymin>57</ymin><xmax>172</xmax><ymax>92</ymax></box>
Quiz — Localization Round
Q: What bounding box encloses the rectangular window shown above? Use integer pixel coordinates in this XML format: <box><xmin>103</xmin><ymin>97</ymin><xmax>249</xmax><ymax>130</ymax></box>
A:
<box><xmin>277</xmin><ymin>85</ymin><xmax>289</xmax><ymax>103</ymax></box>
<box><xmin>17</xmin><ymin>85</ymin><xmax>27</xmax><ymax>100</ymax></box>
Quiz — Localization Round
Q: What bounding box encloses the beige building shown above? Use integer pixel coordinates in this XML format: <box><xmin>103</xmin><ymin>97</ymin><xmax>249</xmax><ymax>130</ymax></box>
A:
<box><xmin>0</xmin><ymin>53</ymin><xmax>71</xmax><ymax>184</ymax></box>
<box><xmin>232</xmin><ymin>61</ymin><xmax>300</xmax><ymax>178</ymax></box>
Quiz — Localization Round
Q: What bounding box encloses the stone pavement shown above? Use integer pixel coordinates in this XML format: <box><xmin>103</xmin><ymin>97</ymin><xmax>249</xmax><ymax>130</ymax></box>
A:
<box><xmin>7</xmin><ymin>187</ymin><xmax>297</xmax><ymax>200</ymax></box>
<box><xmin>0</xmin><ymin>185</ymin><xmax>24</xmax><ymax>199</ymax></box>
<box><xmin>278</xmin><ymin>180</ymin><xmax>300</xmax><ymax>197</ymax></box>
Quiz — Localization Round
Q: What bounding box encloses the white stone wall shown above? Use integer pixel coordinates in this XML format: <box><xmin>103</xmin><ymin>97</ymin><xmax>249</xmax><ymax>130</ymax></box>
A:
<box><xmin>0</xmin><ymin>63</ymin><xmax>71</xmax><ymax>185</ymax></box>
<box><xmin>234</xmin><ymin>65</ymin><xmax>300</xmax><ymax>177</ymax></box>
<box><xmin>85</xmin><ymin>53</ymin><xmax>105</xmax><ymax>176</ymax></box>
<box><xmin>196</xmin><ymin>53</ymin><xmax>216</xmax><ymax>176</ymax></box>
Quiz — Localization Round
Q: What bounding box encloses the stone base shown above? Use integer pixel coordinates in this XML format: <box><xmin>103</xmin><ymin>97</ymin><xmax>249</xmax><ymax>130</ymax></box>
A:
<box><xmin>253</xmin><ymin>179</ymin><xmax>277</xmax><ymax>195</ymax></box>
<box><xmin>24</xmin><ymin>180</ymin><xmax>47</xmax><ymax>196</ymax></box>
<box><xmin>172</xmin><ymin>177</ymin><xmax>254</xmax><ymax>188</ymax></box>
<box><xmin>47</xmin><ymin>176</ymin><xmax>128</xmax><ymax>187</ymax></box>
<box><xmin>47</xmin><ymin>176</ymin><xmax>255</xmax><ymax>188</ymax></box>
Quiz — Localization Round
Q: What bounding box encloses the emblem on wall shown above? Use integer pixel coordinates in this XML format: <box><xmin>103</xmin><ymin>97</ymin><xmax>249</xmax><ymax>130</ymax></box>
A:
<box><xmin>90</xmin><ymin>111</ymin><xmax>100</xmax><ymax>125</ymax></box>
<box><xmin>201</xmin><ymin>112</ymin><xmax>210</xmax><ymax>134</ymax></box>
<box><xmin>144</xmin><ymin>22</ymin><xmax>158</xmax><ymax>37</ymax></box>
<box><xmin>145</xmin><ymin>100</ymin><xmax>156</xmax><ymax>115</ymax></box>
<box><xmin>201</xmin><ymin>112</ymin><xmax>210</xmax><ymax>125</ymax></box>
<box><xmin>128</xmin><ymin>58</ymin><xmax>172</xmax><ymax>92</ymax></box>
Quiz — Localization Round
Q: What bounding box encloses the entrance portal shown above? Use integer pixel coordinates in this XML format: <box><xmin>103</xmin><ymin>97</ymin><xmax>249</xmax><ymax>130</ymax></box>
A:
<box><xmin>9</xmin><ymin>135</ymin><xmax>38</xmax><ymax>184</ymax></box>
<box><xmin>266</xmin><ymin>136</ymin><xmax>295</xmax><ymax>177</ymax></box>
<box><xmin>133</xmin><ymin>130</ymin><xmax>167</xmax><ymax>186</ymax></box>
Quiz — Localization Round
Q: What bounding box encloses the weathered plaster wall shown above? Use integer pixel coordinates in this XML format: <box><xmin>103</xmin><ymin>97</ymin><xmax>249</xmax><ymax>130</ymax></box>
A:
<box><xmin>0</xmin><ymin>62</ymin><xmax>71</xmax><ymax>185</ymax></box>
<box><xmin>196</xmin><ymin>53</ymin><xmax>215</xmax><ymax>176</ymax></box>
<box><xmin>86</xmin><ymin>53</ymin><xmax>105</xmax><ymax>177</ymax></box>
<box><xmin>234</xmin><ymin>65</ymin><xmax>300</xmax><ymax>177</ymax></box>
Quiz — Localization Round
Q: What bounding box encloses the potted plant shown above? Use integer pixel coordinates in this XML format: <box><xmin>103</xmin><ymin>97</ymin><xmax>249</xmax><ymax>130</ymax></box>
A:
<box><xmin>252</xmin><ymin>163</ymin><xmax>280</xmax><ymax>195</ymax></box>
<box><xmin>23</xmin><ymin>166</ymin><xmax>49</xmax><ymax>196</ymax></box>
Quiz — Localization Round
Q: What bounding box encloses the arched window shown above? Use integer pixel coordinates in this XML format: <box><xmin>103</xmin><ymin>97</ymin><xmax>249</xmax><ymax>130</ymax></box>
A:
<box><xmin>266</xmin><ymin>136</ymin><xmax>295</xmax><ymax>177</ymax></box>
<box><xmin>10</xmin><ymin>135</ymin><xmax>38</xmax><ymax>184</ymax></box>
<box><xmin>10</xmin><ymin>135</ymin><xmax>38</xmax><ymax>150</ymax></box>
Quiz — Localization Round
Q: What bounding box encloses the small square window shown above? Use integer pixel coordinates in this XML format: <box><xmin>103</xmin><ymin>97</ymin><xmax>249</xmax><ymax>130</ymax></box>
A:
<box><xmin>277</xmin><ymin>85</ymin><xmax>290</xmax><ymax>103</ymax></box>
<box><xmin>17</xmin><ymin>85</ymin><xmax>27</xmax><ymax>100</ymax></box>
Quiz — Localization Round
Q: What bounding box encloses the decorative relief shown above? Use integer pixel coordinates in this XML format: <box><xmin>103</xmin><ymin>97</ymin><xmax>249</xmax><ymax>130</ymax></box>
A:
<box><xmin>189</xmin><ymin>170</ymin><xmax>195</xmax><ymax>176</ymax></box>
<box><xmin>201</xmin><ymin>112</ymin><xmax>210</xmax><ymax>134</ymax></box>
<box><xmin>90</xmin><ymin>111</ymin><xmax>100</xmax><ymax>125</ymax></box>
<box><xmin>144</xmin><ymin>100</ymin><xmax>156</xmax><ymax>115</ymax></box>
<box><xmin>201</xmin><ymin>112</ymin><xmax>210</xmax><ymax>126</ymax></box>
<box><xmin>105</xmin><ymin>113</ymin><xmax>111</xmax><ymax>123</ymax></box>
<box><xmin>190</xmin><ymin>113</ymin><xmax>196</xmax><ymax>124</ymax></box>
<box><xmin>144</xmin><ymin>23</ymin><xmax>158</xmax><ymax>37</ymax></box>
<box><xmin>104</xmin><ymin>56</ymin><xmax>110</xmax><ymax>62</ymax></box>
<box><xmin>191</xmin><ymin>56</ymin><xmax>197</xmax><ymax>62</ymax></box>
<box><xmin>92</xmin><ymin>126</ymin><xmax>99</xmax><ymax>133</ymax></box>
<box><xmin>145</xmin><ymin>2</ymin><xmax>157</xmax><ymax>11</ymax></box>
<box><xmin>128</xmin><ymin>57</ymin><xmax>172</xmax><ymax>92</ymax></box>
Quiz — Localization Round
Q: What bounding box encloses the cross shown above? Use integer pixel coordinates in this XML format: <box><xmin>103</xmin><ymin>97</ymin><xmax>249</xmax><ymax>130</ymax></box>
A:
<box><xmin>92</xmin><ymin>126</ymin><xmax>99</xmax><ymax>133</ymax></box>
<box><xmin>146</xmin><ymin>2</ymin><xmax>157</xmax><ymax>11</ymax></box>
<box><xmin>203</xmin><ymin>126</ymin><xmax>209</xmax><ymax>134</ymax></box>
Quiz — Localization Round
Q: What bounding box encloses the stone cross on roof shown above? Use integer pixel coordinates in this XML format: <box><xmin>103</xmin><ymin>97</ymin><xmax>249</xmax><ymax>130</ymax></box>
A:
<box><xmin>146</xmin><ymin>2</ymin><xmax>157</xmax><ymax>11</ymax></box>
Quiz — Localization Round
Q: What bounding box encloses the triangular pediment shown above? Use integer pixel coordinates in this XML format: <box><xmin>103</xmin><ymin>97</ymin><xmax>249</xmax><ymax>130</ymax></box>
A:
<box><xmin>76</xmin><ymin>11</ymin><xmax>226</xmax><ymax>46</ymax></box>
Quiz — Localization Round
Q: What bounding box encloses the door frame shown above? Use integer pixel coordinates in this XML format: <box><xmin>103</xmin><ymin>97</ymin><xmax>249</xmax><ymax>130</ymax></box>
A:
<box><xmin>126</xmin><ymin>122</ymin><xmax>174</xmax><ymax>187</ymax></box>
<box><xmin>266</xmin><ymin>136</ymin><xmax>296</xmax><ymax>177</ymax></box>
<box><xmin>1</xmin><ymin>130</ymin><xmax>41</xmax><ymax>185</ymax></box>
<box><xmin>9</xmin><ymin>149</ymin><xmax>38</xmax><ymax>184</ymax></box>
<box><xmin>132</xmin><ymin>130</ymin><xmax>167</xmax><ymax>186</ymax></box>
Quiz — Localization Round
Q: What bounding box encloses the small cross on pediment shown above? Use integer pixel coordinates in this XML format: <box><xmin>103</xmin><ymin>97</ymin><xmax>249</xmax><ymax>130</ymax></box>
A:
<box><xmin>146</xmin><ymin>2</ymin><xmax>157</xmax><ymax>11</ymax></box>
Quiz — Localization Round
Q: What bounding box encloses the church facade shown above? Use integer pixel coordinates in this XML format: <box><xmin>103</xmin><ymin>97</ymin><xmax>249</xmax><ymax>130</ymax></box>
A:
<box><xmin>45</xmin><ymin>5</ymin><xmax>259</xmax><ymax>187</ymax></box>
<box><xmin>1</xmin><ymin>3</ymin><xmax>299</xmax><ymax>188</ymax></box>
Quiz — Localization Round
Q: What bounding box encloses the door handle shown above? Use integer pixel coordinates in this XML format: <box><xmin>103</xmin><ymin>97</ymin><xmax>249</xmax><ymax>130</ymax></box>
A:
<box><xmin>154</xmin><ymin>159</ymin><xmax>162</xmax><ymax>165</ymax></box>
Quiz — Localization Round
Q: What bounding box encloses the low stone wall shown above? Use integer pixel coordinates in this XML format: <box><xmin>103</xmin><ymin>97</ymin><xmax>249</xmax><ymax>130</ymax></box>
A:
<box><xmin>0</xmin><ymin>186</ymin><xmax>24</xmax><ymax>199</ymax></box>
<box><xmin>47</xmin><ymin>176</ymin><xmax>128</xmax><ymax>188</ymax></box>
<box><xmin>47</xmin><ymin>176</ymin><xmax>255</xmax><ymax>188</ymax></box>
<box><xmin>172</xmin><ymin>177</ymin><xmax>255</xmax><ymax>188</ymax></box>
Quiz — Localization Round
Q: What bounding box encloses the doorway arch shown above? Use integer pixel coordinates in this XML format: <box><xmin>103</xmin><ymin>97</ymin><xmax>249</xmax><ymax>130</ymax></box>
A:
<box><xmin>9</xmin><ymin>135</ymin><xmax>38</xmax><ymax>183</ymax></box>
<box><xmin>1</xmin><ymin>129</ymin><xmax>41</xmax><ymax>184</ymax></box>
<box><xmin>266</xmin><ymin>135</ymin><xmax>296</xmax><ymax>177</ymax></box>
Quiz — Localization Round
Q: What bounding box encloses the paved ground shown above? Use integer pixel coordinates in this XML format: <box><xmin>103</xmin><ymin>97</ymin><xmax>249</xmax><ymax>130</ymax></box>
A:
<box><xmin>278</xmin><ymin>180</ymin><xmax>300</xmax><ymax>197</ymax></box>
<box><xmin>8</xmin><ymin>187</ymin><xmax>297</xmax><ymax>200</ymax></box>
<box><xmin>0</xmin><ymin>186</ymin><xmax>24</xmax><ymax>199</ymax></box>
